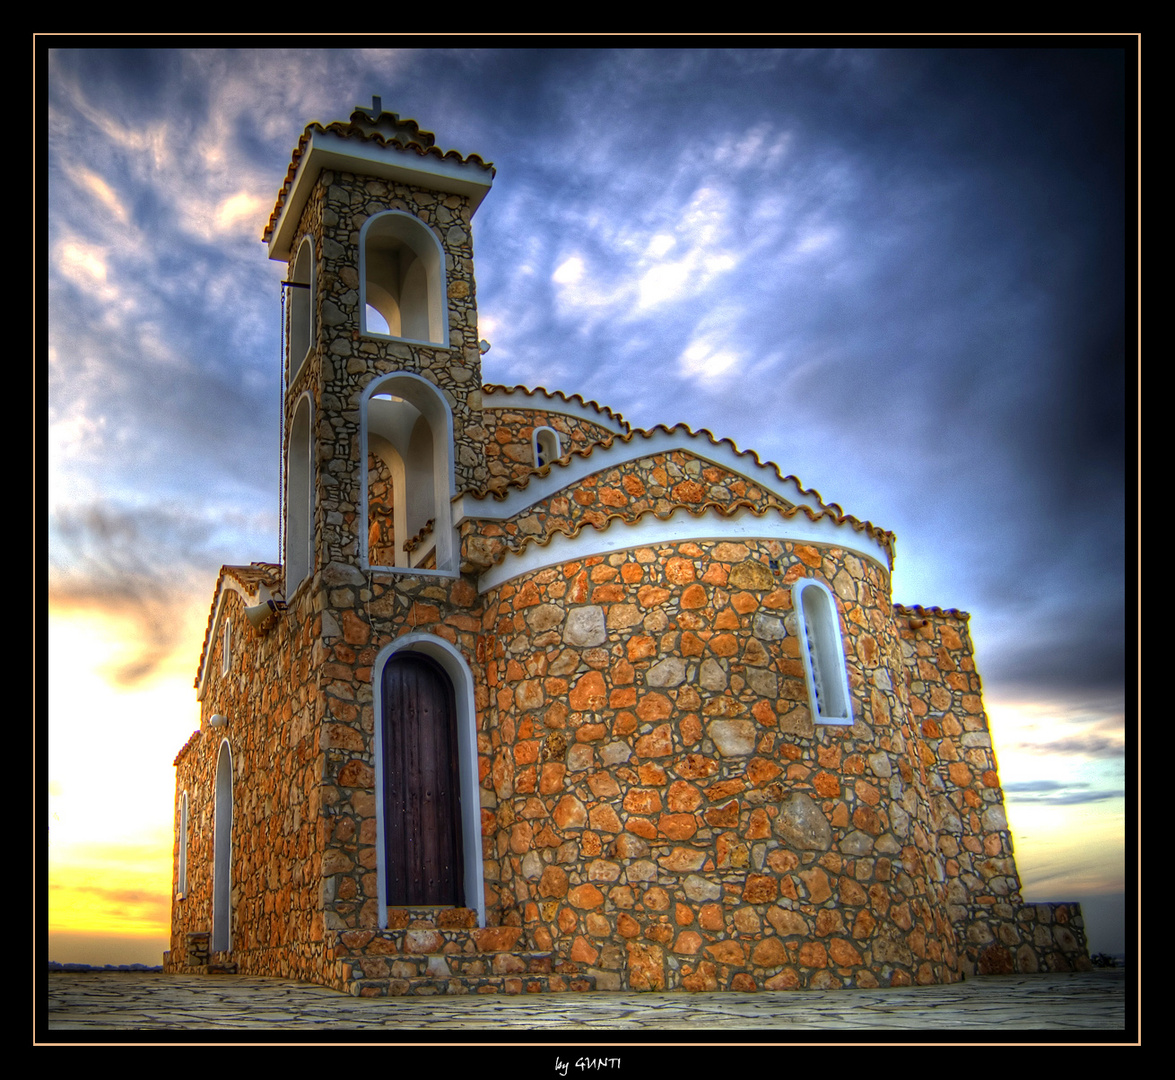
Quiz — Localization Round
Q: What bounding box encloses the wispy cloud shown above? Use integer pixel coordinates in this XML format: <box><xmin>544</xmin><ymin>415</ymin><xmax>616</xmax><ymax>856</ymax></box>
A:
<box><xmin>1003</xmin><ymin>780</ymin><xmax>1124</xmax><ymax>806</ymax></box>
<box><xmin>62</xmin><ymin>163</ymin><xmax>130</xmax><ymax>224</ymax></box>
<box><xmin>48</xmin><ymin>500</ymin><xmax>265</xmax><ymax>685</ymax></box>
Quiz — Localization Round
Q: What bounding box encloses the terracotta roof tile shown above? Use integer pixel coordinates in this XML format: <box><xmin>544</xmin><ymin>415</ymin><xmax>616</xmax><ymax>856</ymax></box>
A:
<box><xmin>894</xmin><ymin>603</ymin><xmax>971</xmax><ymax>621</ymax></box>
<box><xmin>264</xmin><ymin>107</ymin><xmax>494</xmax><ymax>244</ymax></box>
<box><xmin>462</xmin><ymin>420</ymin><xmax>892</xmax><ymax>555</ymax></box>
<box><xmin>481</xmin><ymin>383</ymin><xmax>630</xmax><ymax>432</ymax></box>
<box><xmin>465</xmin><ymin>497</ymin><xmax>896</xmax><ymax>573</ymax></box>
<box><xmin>173</xmin><ymin>728</ymin><xmax>201</xmax><ymax>767</ymax></box>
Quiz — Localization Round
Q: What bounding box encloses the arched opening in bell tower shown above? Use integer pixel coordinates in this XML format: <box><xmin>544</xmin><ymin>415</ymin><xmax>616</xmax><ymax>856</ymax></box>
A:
<box><xmin>361</xmin><ymin>373</ymin><xmax>456</xmax><ymax>573</ymax></box>
<box><xmin>360</xmin><ymin>210</ymin><xmax>448</xmax><ymax>346</ymax></box>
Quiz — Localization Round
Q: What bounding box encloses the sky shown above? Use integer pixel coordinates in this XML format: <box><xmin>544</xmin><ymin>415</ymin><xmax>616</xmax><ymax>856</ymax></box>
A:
<box><xmin>45</xmin><ymin>45</ymin><xmax>1131</xmax><ymax>966</ymax></box>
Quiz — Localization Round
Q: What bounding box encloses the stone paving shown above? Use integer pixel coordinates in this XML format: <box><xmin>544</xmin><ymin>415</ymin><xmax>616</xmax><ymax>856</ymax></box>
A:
<box><xmin>44</xmin><ymin>969</ymin><xmax>1130</xmax><ymax>1035</ymax></box>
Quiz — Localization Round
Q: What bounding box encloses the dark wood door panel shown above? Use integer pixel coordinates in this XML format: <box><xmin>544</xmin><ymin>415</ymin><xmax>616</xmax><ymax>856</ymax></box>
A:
<box><xmin>382</xmin><ymin>653</ymin><xmax>463</xmax><ymax>906</ymax></box>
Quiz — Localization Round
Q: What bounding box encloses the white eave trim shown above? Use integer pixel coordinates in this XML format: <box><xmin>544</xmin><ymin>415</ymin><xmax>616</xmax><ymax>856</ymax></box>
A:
<box><xmin>454</xmin><ymin>426</ymin><xmax>831</xmax><ymax>525</ymax></box>
<box><xmin>474</xmin><ymin>503</ymin><xmax>890</xmax><ymax>593</ymax></box>
<box><xmin>267</xmin><ymin>130</ymin><xmax>494</xmax><ymax>261</ymax></box>
<box><xmin>195</xmin><ymin>577</ymin><xmax>262</xmax><ymax>702</ymax></box>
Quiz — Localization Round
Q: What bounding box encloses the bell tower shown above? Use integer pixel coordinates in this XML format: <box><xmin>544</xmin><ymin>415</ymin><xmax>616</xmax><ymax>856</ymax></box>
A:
<box><xmin>263</xmin><ymin>98</ymin><xmax>495</xmax><ymax>595</ymax></box>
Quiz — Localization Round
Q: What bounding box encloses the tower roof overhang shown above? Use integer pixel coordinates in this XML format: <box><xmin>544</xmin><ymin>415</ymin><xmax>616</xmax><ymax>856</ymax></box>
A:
<box><xmin>265</xmin><ymin>126</ymin><xmax>495</xmax><ymax>262</ymax></box>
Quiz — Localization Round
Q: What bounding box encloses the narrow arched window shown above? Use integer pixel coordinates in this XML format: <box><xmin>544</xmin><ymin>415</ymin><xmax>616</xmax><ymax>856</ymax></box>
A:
<box><xmin>533</xmin><ymin>426</ymin><xmax>562</xmax><ymax>468</ymax></box>
<box><xmin>177</xmin><ymin>790</ymin><xmax>189</xmax><ymax>899</ymax></box>
<box><xmin>221</xmin><ymin>618</ymin><xmax>231</xmax><ymax>676</ymax></box>
<box><xmin>794</xmin><ymin>578</ymin><xmax>853</xmax><ymax>725</ymax></box>
<box><xmin>286</xmin><ymin>394</ymin><xmax>313</xmax><ymax>594</ymax></box>
<box><xmin>212</xmin><ymin>741</ymin><xmax>233</xmax><ymax>952</ymax></box>
<box><xmin>288</xmin><ymin>236</ymin><xmax>315</xmax><ymax>381</ymax></box>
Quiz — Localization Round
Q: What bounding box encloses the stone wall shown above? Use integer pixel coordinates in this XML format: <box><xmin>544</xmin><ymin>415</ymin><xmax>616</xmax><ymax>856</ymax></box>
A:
<box><xmin>367</xmin><ymin>451</ymin><xmax>396</xmax><ymax>566</ymax></box>
<box><xmin>166</xmin><ymin>576</ymin><xmax>326</xmax><ymax>985</ymax></box>
<box><xmin>170</xmin><ymin>509</ymin><xmax>1090</xmax><ymax>994</ymax></box>
<box><xmin>202</xmin><ymin>527</ymin><xmax>972</xmax><ymax>992</ymax></box>
<box><xmin>482</xmin><ymin>406</ymin><xmax>623</xmax><ymax>485</ymax></box>
<box><xmin>960</xmin><ymin>900</ymin><xmax>1092</xmax><ymax>975</ymax></box>
<box><xmin>476</xmin><ymin>538</ymin><xmax>960</xmax><ymax>991</ymax></box>
<box><xmin>896</xmin><ymin>607</ymin><xmax>1091</xmax><ymax>976</ymax></box>
<box><xmin>311</xmin><ymin>169</ymin><xmax>488</xmax><ymax>569</ymax></box>
<box><xmin>898</xmin><ymin>607</ymin><xmax>1020</xmax><ymax>910</ymax></box>
<box><xmin>462</xmin><ymin>450</ymin><xmax>794</xmax><ymax>572</ymax></box>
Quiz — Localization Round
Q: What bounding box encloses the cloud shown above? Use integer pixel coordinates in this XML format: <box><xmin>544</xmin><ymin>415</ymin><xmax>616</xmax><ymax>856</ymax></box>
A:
<box><xmin>711</xmin><ymin>123</ymin><xmax>792</xmax><ymax>171</ymax></box>
<box><xmin>552</xmin><ymin>255</ymin><xmax>585</xmax><ymax>286</ymax></box>
<box><xmin>638</xmin><ymin>261</ymin><xmax>691</xmax><ymax>309</ymax></box>
<box><xmin>63</xmin><ymin>164</ymin><xmax>130</xmax><ymax>224</ymax></box>
<box><xmin>68</xmin><ymin>95</ymin><xmax>174</xmax><ymax>173</ymax></box>
<box><xmin>1002</xmin><ymin>780</ymin><xmax>1123</xmax><ymax>806</ymax></box>
<box><xmin>214</xmin><ymin>190</ymin><xmax>271</xmax><ymax>237</ymax></box>
<box><xmin>549</xmin><ymin>249</ymin><xmax>633</xmax><ymax>317</ymax></box>
<box><xmin>50</xmin><ymin>501</ymin><xmax>253</xmax><ymax>592</ymax></box>
<box><xmin>49</xmin><ymin>878</ymin><xmax>173</xmax><ymax>936</ymax></box>
<box><xmin>988</xmin><ymin>693</ymin><xmax>1125</xmax><ymax>762</ymax></box>
<box><xmin>1037</xmin><ymin>733</ymin><xmax>1128</xmax><ymax>758</ymax></box>
<box><xmin>55</xmin><ymin>238</ymin><xmax>113</xmax><ymax>294</ymax></box>
<box><xmin>48</xmin><ymin>500</ymin><xmax>257</xmax><ymax>686</ymax></box>
<box><xmin>678</xmin><ymin>337</ymin><xmax>744</xmax><ymax>382</ymax></box>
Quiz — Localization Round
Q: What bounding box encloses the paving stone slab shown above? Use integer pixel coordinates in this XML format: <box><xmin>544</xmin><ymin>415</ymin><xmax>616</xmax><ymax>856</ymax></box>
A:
<box><xmin>43</xmin><ymin>970</ymin><xmax>1130</xmax><ymax>1036</ymax></box>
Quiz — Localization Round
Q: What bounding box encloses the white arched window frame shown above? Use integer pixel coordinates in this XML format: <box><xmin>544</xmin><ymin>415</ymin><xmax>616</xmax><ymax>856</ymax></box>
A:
<box><xmin>177</xmin><ymin>790</ymin><xmax>189</xmax><ymax>900</ymax></box>
<box><xmin>212</xmin><ymin>739</ymin><xmax>233</xmax><ymax>952</ymax></box>
<box><xmin>286</xmin><ymin>392</ymin><xmax>314</xmax><ymax>596</ymax></box>
<box><xmin>793</xmin><ymin>577</ymin><xmax>854</xmax><ymax>726</ymax></box>
<box><xmin>360</xmin><ymin>372</ymin><xmax>457</xmax><ymax>575</ymax></box>
<box><xmin>288</xmin><ymin>235</ymin><xmax>315</xmax><ymax>382</ymax></box>
<box><xmin>532</xmin><ymin>426</ymin><xmax>562</xmax><ymax>468</ymax></box>
<box><xmin>359</xmin><ymin>210</ymin><xmax>448</xmax><ymax>347</ymax></box>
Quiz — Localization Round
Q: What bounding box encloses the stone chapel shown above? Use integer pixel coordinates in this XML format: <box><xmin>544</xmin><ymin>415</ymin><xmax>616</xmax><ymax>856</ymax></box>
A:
<box><xmin>164</xmin><ymin>100</ymin><xmax>1091</xmax><ymax>994</ymax></box>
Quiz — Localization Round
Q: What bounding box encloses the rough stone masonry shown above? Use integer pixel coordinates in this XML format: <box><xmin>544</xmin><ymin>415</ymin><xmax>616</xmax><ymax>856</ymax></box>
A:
<box><xmin>166</xmin><ymin>101</ymin><xmax>1091</xmax><ymax>995</ymax></box>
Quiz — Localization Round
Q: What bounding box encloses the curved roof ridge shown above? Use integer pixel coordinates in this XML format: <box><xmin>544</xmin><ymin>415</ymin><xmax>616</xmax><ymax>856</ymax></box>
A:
<box><xmin>481</xmin><ymin>383</ymin><xmax>630</xmax><ymax>430</ymax></box>
<box><xmin>632</xmin><ymin>422</ymin><xmax>835</xmax><ymax>510</ymax></box>
<box><xmin>462</xmin><ymin>422</ymin><xmax>877</xmax><ymax>533</ymax></box>
<box><xmin>263</xmin><ymin>119</ymin><xmax>495</xmax><ymax>243</ymax></box>
<box><xmin>468</xmin><ymin>497</ymin><xmax>895</xmax><ymax>571</ymax></box>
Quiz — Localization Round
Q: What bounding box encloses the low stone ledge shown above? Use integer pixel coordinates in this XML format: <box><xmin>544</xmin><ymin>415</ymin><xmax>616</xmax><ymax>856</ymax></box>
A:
<box><xmin>957</xmin><ymin>900</ymin><xmax>1091</xmax><ymax>976</ymax></box>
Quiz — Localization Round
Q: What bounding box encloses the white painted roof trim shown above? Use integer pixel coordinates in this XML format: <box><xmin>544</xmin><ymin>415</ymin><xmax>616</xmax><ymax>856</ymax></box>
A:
<box><xmin>475</xmin><ymin>503</ymin><xmax>890</xmax><ymax>594</ymax></box>
<box><xmin>454</xmin><ymin>426</ymin><xmax>831</xmax><ymax>524</ymax></box>
<box><xmin>268</xmin><ymin>129</ymin><xmax>493</xmax><ymax>261</ymax></box>
<box><xmin>480</xmin><ymin>386</ymin><xmax>629</xmax><ymax>436</ymax></box>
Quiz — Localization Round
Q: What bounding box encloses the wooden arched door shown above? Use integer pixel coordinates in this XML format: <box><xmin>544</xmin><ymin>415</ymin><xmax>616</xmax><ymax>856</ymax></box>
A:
<box><xmin>381</xmin><ymin>652</ymin><xmax>464</xmax><ymax>906</ymax></box>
